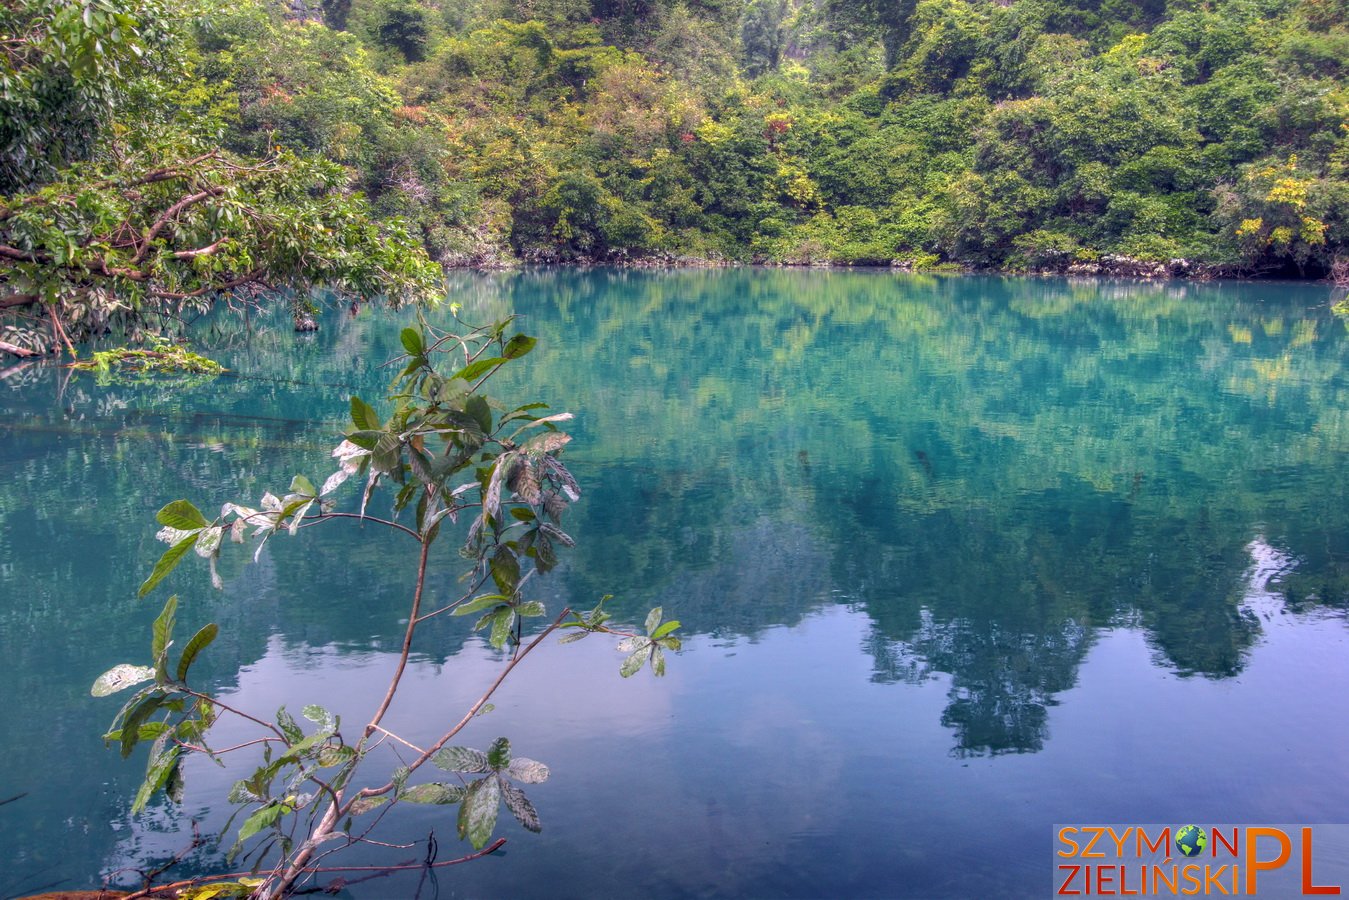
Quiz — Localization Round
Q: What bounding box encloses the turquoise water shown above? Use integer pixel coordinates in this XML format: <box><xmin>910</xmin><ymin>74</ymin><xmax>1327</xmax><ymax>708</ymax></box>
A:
<box><xmin>2</xmin><ymin>270</ymin><xmax>1349</xmax><ymax>897</ymax></box>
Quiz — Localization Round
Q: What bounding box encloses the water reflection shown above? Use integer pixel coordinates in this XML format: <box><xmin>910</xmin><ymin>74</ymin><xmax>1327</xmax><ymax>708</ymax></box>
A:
<box><xmin>2</xmin><ymin>270</ymin><xmax>1349</xmax><ymax>895</ymax></box>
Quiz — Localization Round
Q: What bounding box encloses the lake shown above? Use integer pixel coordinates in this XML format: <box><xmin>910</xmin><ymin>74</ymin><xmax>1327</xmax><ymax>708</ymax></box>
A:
<box><xmin>2</xmin><ymin>269</ymin><xmax>1348</xmax><ymax>898</ymax></box>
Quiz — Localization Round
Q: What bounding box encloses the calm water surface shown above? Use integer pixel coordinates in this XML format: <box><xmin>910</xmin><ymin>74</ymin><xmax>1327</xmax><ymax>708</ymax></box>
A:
<box><xmin>2</xmin><ymin>271</ymin><xmax>1349</xmax><ymax>898</ymax></box>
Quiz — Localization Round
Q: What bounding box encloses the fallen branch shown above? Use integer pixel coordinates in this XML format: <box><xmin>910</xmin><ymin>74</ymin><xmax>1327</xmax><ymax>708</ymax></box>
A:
<box><xmin>0</xmin><ymin>339</ymin><xmax>38</xmax><ymax>358</ymax></box>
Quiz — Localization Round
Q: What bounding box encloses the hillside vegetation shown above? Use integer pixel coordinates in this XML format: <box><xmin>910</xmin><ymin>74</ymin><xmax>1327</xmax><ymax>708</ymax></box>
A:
<box><xmin>2</xmin><ymin>0</ymin><xmax>1347</xmax><ymax>352</ymax></box>
<box><xmin>272</xmin><ymin>0</ymin><xmax>1349</xmax><ymax>274</ymax></box>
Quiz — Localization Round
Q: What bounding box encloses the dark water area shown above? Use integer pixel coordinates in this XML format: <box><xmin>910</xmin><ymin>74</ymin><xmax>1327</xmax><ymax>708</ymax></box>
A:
<box><xmin>2</xmin><ymin>270</ymin><xmax>1348</xmax><ymax>898</ymax></box>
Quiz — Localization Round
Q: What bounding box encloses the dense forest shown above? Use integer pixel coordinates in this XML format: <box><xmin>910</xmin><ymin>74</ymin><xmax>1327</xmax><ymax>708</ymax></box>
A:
<box><xmin>2</xmin><ymin>0</ymin><xmax>1348</xmax><ymax>351</ymax></box>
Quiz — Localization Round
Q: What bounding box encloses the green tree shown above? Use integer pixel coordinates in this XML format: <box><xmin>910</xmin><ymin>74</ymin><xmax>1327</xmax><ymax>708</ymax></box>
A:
<box><xmin>0</xmin><ymin>0</ymin><xmax>171</xmax><ymax>192</ymax></box>
<box><xmin>740</xmin><ymin>0</ymin><xmax>790</xmax><ymax>77</ymax></box>
<box><xmin>0</xmin><ymin>0</ymin><xmax>439</xmax><ymax>357</ymax></box>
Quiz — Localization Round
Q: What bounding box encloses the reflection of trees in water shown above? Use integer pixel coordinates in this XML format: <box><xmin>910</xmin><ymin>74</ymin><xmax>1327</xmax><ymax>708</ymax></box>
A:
<box><xmin>865</xmin><ymin>612</ymin><xmax>1092</xmax><ymax>756</ymax></box>
<box><xmin>839</xmin><ymin>484</ymin><xmax>1270</xmax><ymax>753</ymax></box>
<box><xmin>3</xmin><ymin>270</ymin><xmax>1348</xmax><ymax>785</ymax></box>
<box><xmin>512</xmin><ymin>270</ymin><xmax>1347</xmax><ymax>759</ymax></box>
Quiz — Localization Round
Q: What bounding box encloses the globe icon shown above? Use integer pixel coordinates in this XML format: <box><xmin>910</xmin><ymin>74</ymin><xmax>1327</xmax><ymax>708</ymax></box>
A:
<box><xmin>1176</xmin><ymin>825</ymin><xmax>1207</xmax><ymax>858</ymax></box>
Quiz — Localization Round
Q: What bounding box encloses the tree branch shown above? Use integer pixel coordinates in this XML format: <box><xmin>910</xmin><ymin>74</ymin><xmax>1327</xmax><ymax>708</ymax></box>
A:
<box><xmin>345</xmin><ymin>609</ymin><xmax>571</xmax><ymax>812</ymax></box>
<box><xmin>172</xmin><ymin>237</ymin><xmax>229</xmax><ymax>260</ymax></box>
<box><xmin>149</xmin><ymin>269</ymin><xmax>267</xmax><ymax>299</ymax></box>
<box><xmin>133</xmin><ymin>186</ymin><xmax>229</xmax><ymax>264</ymax></box>
<box><xmin>364</xmin><ymin>528</ymin><xmax>432</xmax><ymax>739</ymax></box>
<box><xmin>178</xmin><ymin>687</ymin><xmax>289</xmax><ymax>744</ymax></box>
<box><xmin>0</xmin><ymin>243</ymin><xmax>44</xmax><ymax>262</ymax></box>
<box><xmin>299</xmin><ymin>511</ymin><xmax>421</xmax><ymax>541</ymax></box>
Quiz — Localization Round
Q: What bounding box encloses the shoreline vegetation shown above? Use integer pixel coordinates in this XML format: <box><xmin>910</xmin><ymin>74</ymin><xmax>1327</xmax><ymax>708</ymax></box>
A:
<box><xmin>0</xmin><ymin>255</ymin><xmax>1335</xmax><ymax>362</ymax></box>
<box><xmin>3</xmin><ymin>0</ymin><xmax>1348</xmax><ymax>357</ymax></box>
<box><xmin>440</xmin><ymin>253</ymin><xmax>1250</xmax><ymax>279</ymax></box>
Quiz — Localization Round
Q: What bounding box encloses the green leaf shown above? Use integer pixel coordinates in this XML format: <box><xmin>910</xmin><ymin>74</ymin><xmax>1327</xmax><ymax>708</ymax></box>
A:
<box><xmin>165</xmin><ymin>760</ymin><xmax>186</xmax><ymax>804</ymax></box>
<box><xmin>484</xmin><ymin>451</ymin><xmax>516</xmax><ymax>521</ymax></box>
<box><xmin>651</xmin><ymin>620</ymin><xmax>681</xmax><ymax>640</ymax></box>
<box><xmin>620</xmin><ymin>647</ymin><xmax>648</xmax><ymax>678</ymax></box>
<box><xmin>176</xmin><ymin>623</ymin><xmax>219</xmax><ymax>681</ymax></box>
<box><xmin>228</xmin><ymin>780</ymin><xmax>265</xmax><ymax>805</ymax></box>
<box><xmin>156</xmin><ymin>499</ymin><xmax>209</xmax><ymax>530</ymax></box>
<box><xmin>401</xmin><ymin>782</ymin><xmax>467</xmax><ymax>804</ymax></box>
<box><xmin>458</xmin><ymin>776</ymin><xmax>502</xmax><ymax>850</ymax></box>
<box><xmin>500</xmin><ymin>779</ymin><xmax>541</xmax><ymax>832</ymax></box>
<box><xmin>453</xmin><ymin>594</ymin><xmax>509</xmax><ymax>618</ymax></box>
<box><xmin>539</xmin><ymin>523</ymin><xmax>575</xmax><ymax>548</ymax></box>
<box><xmin>487</xmin><ymin>737</ymin><xmax>511</xmax><ymax>770</ymax></box>
<box><xmin>350</xmin><ymin>396</ymin><xmax>381</xmax><ymax>431</ymax></box>
<box><xmin>120</xmin><ymin>694</ymin><xmax>166</xmax><ymax>757</ymax></box>
<box><xmin>490</xmin><ymin>546</ymin><xmax>520</xmax><ymax>594</ymax></box>
<box><xmin>454</xmin><ymin>357</ymin><xmax>507</xmax><ymax>383</ymax></box>
<box><xmin>509</xmin><ymin>507</ymin><xmax>537</xmax><ymax>522</ymax></box>
<box><xmin>645</xmin><ymin>607</ymin><xmax>663</xmax><ymax>635</ymax></box>
<box><xmin>302</xmin><ymin>705</ymin><xmax>336</xmax><ymax>733</ymax></box>
<box><xmin>139</xmin><ymin>534</ymin><xmax>199</xmax><ymax>598</ymax></box>
<box><xmin>178</xmin><ymin>883</ymin><xmax>254</xmax><ymax>900</ymax></box>
<box><xmin>91</xmin><ymin>663</ymin><xmax>155</xmax><ymax>697</ymax></box>
<box><xmin>615</xmin><ymin>636</ymin><xmax>646</xmax><ymax>653</ymax></box>
<box><xmin>651</xmin><ymin>644</ymin><xmax>666</xmax><ymax>677</ymax></box>
<box><xmin>317</xmin><ymin>745</ymin><xmax>356</xmax><ymax>767</ymax></box>
<box><xmin>289</xmin><ymin>475</ymin><xmax>316</xmax><ymax>497</ymax></box>
<box><xmin>346</xmin><ymin>429</ymin><xmax>383</xmax><ymax>451</ymax></box>
<box><xmin>132</xmin><ymin>744</ymin><xmax>181</xmax><ymax>814</ymax></box>
<box><xmin>502</xmin><ymin>334</ymin><xmax>537</xmax><ymax>360</ymax></box>
<box><xmin>400</xmin><ymin>327</ymin><xmax>424</xmax><ymax>357</ymax></box>
<box><xmin>505</xmin><ymin>757</ymin><xmax>549</xmax><ymax>784</ymax></box>
<box><xmin>432</xmin><ymin>746</ymin><xmax>490</xmax><ymax>773</ymax></box>
<box><xmin>488</xmin><ymin>606</ymin><xmax>514</xmax><ymax>649</ymax></box>
<box><xmin>522</xmin><ymin>432</ymin><xmax>571</xmax><ymax>455</ymax></box>
<box><xmin>501</xmin><ymin>402</ymin><xmax>550</xmax><ymax>425</ymax></box>
<box><xmin>194</xmin><ymin>525</ymin><xmax>224</xmax><ymax>559</ymax></box>
<box><xmin>275</xmin><ymin>707</ymin><xmax>304</xmax><ymax>744</ymax></box>
<box><xmin>104</xmin><ymin>721</ymin><xmax>171</xmax><ymax>743</ymax></box>
<box><xmin>237</xmin><ymin>802</ymin><xmax>286</xmax><ymax>843</ymax></box>
<box><xmin>517</xmin><ymin>601</ymin><xmax>546</xmax><ymax>617</ymax></box>
<box><xmin>535</xmin><ymin>535</ymin><xmax>557</xmax><ymax>572</ymax></box>
<box><xmin>466</xmin><ymin>394</ymin><xmax>492</xmax><ymax>433</ymax></box>
<box><xmin>151</xmin><ymin>595</ymin><xmax>178</xmax><ymax>666</ymax></box>
<box><xmin>348</xmin><ymin>795</ymin><xmax>389</xmax><ymax>816</ymax></box>
<box><xmin>371</xmin><ymin>431</ymin><xmax>401</xmax><ymax>476</ymax></box>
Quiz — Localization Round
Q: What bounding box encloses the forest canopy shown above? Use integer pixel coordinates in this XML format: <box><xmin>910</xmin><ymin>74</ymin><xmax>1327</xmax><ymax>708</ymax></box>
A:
<box><xmin>2</xmin><ymin>0</ymin><xmax>1347</xmax><ymax>351</ymax></box>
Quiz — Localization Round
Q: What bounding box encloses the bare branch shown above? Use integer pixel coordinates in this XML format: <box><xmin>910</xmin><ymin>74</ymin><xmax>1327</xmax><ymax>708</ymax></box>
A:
<box><xmin>364</xmin><ymin>528</ymin><xmax>432</xmax><ymax>739</ymax></box>
<box><xmin>344</xmin><ymin>609</ymin><xmax>572</xmax><ymax>814</ymax></box>
<box><xmin>370</xmin><ymin>725</ymin><xmax>426</xmax><ymax>755</ymax></box>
